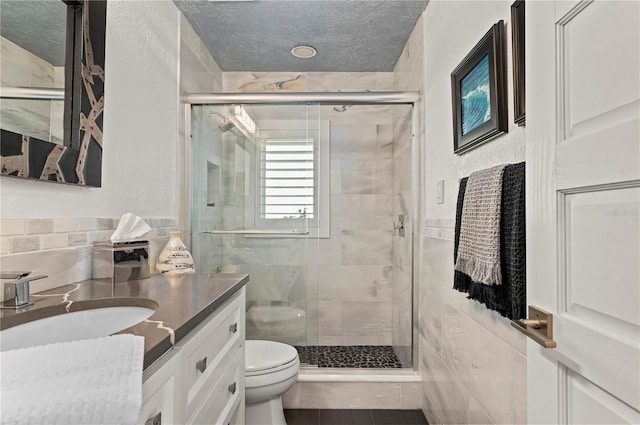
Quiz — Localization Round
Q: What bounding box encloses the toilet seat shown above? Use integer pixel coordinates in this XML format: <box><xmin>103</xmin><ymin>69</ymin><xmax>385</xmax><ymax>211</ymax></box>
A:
<box><xmin>245</xmin><ymin>340</ymin><xmax>299</xmax><ymax>376</ymax></box>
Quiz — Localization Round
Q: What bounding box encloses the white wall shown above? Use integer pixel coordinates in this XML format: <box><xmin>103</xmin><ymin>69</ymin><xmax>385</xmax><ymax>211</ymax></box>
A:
<box><xmin>420</xmin><ymin>1</ymin><xmax>527</xmax><ymax>424</ymax></box>
<box><xmin>0</xmin><ymin>0</ymin><xmax>181</xmax><ymax>219</ymax></box>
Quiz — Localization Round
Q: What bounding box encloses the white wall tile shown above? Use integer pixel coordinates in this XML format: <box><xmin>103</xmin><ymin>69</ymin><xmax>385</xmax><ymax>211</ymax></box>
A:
<box><xmin>11</xmin><ymin>236</ymin><xmax>40</xmax><ymax>253</ymax></box>
<box><xmin>0</xmin><ymin>219</ymin><xmax>25</xmax><ymax>236</ymax></box>
<box><xmin>67</xmin><ymin>233</ymin><xmax>88</xmax><ymax>247</ymax></box>
<box><xmin>96</xmin><ymin>218</ymin><xmax>115</xmax><ymax>230</ymax></box>
<box><xmin>307</xmin><ymin>72</ymin><xmax>379</xmax><ymax>91</ymax></box>
<box><xmin>54</xmin><ymin>219</ymin><xmax>77</xmax><ymax>233</ymax></box>
<box><xmin>0</xmin><ymin>237</ymin><xmax>10</xmax><ymax>255</ymax></box>
<box><xmin>88</xmin><ymin>230</ymin><xmax>113</xmax><ymax>244</ymax></box>
<box><xmin>318</xmin><ymin>300</ymin><xmax>343</xmax><ymax>336</ymax></box>
<box><xmin>26</xmin><ymin>219</ymin><xmax>54</xmax><ymax>235</ymax></box>
<box><xmin>317</xmin><ymin>335</ymin><xmax>391</xmax><ymax>346</ymax></box>
<box><xmin>441</xmin><ymin>304</ymin><xmax>514</xmax><ymax>423</ymax></box>
<box><xmin>510</xmin><ymin>351</ymin><xmax>527</xmax><ymax>424</ymax></box>
<box><xmin>41</xmin><ymin>234</ymin><xmax>67</xmax><ymax>250</ymax></box>
<box><xmin>318</xmin><ymin>265</ymin><xmax>391</xmax><ymax>302</ymax></box>
<box><xmin>401</xmin><ymin>382</ymin><xmax>423</xmax><ymax>409</ymax></box>
<box><xmin>376</xmin><ymin>72</ymin><xmax>394</xmax><ymax>90</ymax></box>
<box><xmin>342</xmin><ymin>230</ymin><xmax>392</xmax><ymax>265</ymax></box>
<box><xmin>342</xmin><ymin>301</ymin><xmax>392</xmax><ymax>337</ymax></box>
<box><xmin>77</xmin><ymin>218</ymin><xmax>97</xmax><ymax>231</ymax></box>
<box><xmin>421</xmin><ymin>339</ymin><xmax>493</xmax><ymax>425</ymax></box>
<box><xmin>299</xmin><ymin>382</ymin><xmax>401</xmax><ymax>409</ymax></box>
<box><xmin>223</xmin><ymin>72</ymin><xmax>307</xmax><ymax>92</ymax></box>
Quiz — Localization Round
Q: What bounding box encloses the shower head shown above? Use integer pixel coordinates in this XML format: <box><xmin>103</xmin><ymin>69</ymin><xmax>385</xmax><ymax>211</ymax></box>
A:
<box><xmin>206</xmin><ymin>110</ymin><xmax>235</xmax><ymax>133</ymax></box>
<box><xmin>219</xmin><ymin>121</ymin><xmax>235</xmax><ymax>133</ymax></box>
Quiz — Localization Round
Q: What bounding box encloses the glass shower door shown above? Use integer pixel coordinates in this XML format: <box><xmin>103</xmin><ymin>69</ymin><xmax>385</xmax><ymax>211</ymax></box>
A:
<box><xmin>190</xmin><ymin>103</ymin><xmax>321</xmax><ymax>365</ymax></box>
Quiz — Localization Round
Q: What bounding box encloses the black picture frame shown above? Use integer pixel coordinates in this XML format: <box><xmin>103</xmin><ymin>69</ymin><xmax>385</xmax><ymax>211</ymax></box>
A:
<box><xmin>511</xmin><ymin>0</ymin><xmax>525</xmax><ymax>126</ymax></box>
<box><xmin>451</xmin><ymin>21</ymin><xmax>508</xmax><ymax>154</ymax></box>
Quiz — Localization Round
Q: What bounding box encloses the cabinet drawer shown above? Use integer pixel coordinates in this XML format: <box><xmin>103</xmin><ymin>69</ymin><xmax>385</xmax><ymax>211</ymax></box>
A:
<box><xmin>179</xmin><ymin>292</ymin><xmax>244</xmax><ymax>415</ymax></box>
<box><xmin>187</xmin><ymin>353</ymin><xmax>242</xmax><ymax>425</ymax></box>
<box><xmin>221</xmin><ymin>397</ymin><xmax>244</xmax><ymax>425</ymax></box>
<box><xmin>137</xmin><ymin>374</ymin><xmax>175</xmax><ymax>425</ymax></box>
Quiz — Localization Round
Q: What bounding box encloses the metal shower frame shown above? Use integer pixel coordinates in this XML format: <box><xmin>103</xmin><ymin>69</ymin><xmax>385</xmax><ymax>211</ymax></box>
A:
<box><xmin>181</xmin><ymin>91</ymin><xmax>421</xmax><ymax>371</ymax></box>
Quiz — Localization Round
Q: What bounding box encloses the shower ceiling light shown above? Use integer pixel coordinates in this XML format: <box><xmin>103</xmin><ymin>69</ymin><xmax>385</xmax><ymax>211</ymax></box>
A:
<box><xmin>233</xmin><ymin>105</ymin><xmax>256</xmax><ymax>134</ymax></box>
<box><xmin>291</xmin><ymin>45</ymin><xmax>317</xmax><ymax>59</ymax></box>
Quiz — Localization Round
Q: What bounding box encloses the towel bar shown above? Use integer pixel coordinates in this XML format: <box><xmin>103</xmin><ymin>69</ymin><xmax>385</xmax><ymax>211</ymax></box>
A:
<box><xmin>202</xmin><ymin>230</ymin><xmax>309</xmax><ymax>235</ymax></box>
<box><xmin>511</xmin><ymin>305</ymin><xmax>556</xmax><ymax>348</ymax></box>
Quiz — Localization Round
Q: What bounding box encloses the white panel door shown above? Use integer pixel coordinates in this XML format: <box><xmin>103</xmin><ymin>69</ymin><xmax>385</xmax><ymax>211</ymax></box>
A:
<box><xmin>527</xmin><ymin>1</ymin><xmax>640</xmax><ymax>424</ymax></box>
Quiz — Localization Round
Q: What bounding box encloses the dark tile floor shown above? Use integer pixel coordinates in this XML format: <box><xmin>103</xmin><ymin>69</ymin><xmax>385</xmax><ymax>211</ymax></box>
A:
<box><xmin>284</xmin><ymin>409</ymin><xmax>429</xmax><ymax>425</ymax></box>
<box><xmin>294</xmin><ymin>346</ymin><xmax>403</xmax><ymax>368</ymax></box>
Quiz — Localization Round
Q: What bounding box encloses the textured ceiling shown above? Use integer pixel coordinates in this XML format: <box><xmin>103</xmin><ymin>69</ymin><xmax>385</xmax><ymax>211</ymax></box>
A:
<box><xmin>174</xmin><ymin>0</ymin><xmax>428</xmax><ymax>72</ymax></box>
<box><xmin>0</xmin><ymin>1</ymin><xmax>67</xmax><ymax>67</ymax></box>
<box><xmin>0</xmin><ymin>1</ymin><xmax>428</xmax><ymax>72</ymax></box>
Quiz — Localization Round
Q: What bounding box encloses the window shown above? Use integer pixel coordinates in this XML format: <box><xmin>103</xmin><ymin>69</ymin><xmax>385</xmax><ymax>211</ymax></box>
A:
<box><xmin>247</xmin><ymin>121</ymin><xmax>329</xmax><ymax>238</ymax></box>
<box><xmin>260</xmin><ymin>139</ymin><xmax>315</xmax><ymax>220</ymax></box>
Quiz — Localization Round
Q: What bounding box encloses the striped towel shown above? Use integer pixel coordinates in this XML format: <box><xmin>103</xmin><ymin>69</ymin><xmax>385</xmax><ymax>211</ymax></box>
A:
<box><xmin>454</xmin><ymin>164</ymin><xmax>507</xmax><ymax>286</ymax></box>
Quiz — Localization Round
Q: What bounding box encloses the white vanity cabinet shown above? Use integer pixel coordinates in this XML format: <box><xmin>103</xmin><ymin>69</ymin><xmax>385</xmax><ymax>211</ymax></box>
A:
<box><xmin>137</xmin><ymin>287</ymin><xmax>246</xmax><ymax>425</ymax></box>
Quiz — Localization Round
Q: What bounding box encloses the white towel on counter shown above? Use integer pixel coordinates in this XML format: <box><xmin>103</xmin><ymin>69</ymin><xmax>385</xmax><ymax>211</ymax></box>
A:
<box><xmin>0</xmin><ymin>334</ymin><xmax>144</xmax><ymax>425</ymax></box>
<box><xmin>455</xmin><ymin>164</ymin><xmax>507</xmax><ymax>286</ymax></box>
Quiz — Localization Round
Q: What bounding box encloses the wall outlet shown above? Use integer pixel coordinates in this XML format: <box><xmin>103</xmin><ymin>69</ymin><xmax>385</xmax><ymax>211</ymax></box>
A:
<box><xmin>436</xmin><ymin>180</ymin><xmax>444</xmax><ymax>204</ymax></box>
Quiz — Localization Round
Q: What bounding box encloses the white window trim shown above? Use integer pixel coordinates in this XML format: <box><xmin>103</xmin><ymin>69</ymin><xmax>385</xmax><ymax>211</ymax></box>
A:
<box><xmin>244</xmin><ymin>120</ymin><xmax>330</xmax><ymax>238</ymax></box>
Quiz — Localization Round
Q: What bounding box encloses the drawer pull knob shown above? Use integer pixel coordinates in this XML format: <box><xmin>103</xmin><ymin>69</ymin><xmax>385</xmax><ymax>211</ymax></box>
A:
<box><xmin>229</xmin><ymin>323</ymin><xmax>238</xmax><ymax>334</ymax></box>
<box><xmin>145</xmin><ymin>412</ymin><xmax>161</xmax><ymax>425</ymax></box>
<box><xmin>228</xmin><ymin>381</ymin><xmax>237</xmax><ymax>395</ymax></box>
<box><xmin>196</xmin><ymin>357</ymin><xmax>208</xmax><ymax>373</ymax></box>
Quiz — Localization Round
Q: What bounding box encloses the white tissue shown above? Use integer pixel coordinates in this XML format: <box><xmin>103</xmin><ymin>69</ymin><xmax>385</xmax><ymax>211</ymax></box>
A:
<box><xmin>110</xmin><ymin>213</ymin><xmax>152</xmax><ymax>242</ymax></box>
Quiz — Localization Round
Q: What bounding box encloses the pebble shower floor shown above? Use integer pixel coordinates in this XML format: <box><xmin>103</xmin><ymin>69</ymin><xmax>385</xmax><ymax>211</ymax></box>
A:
<box><xmin>294</xmin><ymin>345</ymin><xmax>403</xmax><ymax>368</ymax></box>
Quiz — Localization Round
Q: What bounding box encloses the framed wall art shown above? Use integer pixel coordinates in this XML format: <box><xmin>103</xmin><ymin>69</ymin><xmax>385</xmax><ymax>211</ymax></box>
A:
<box><xmin>511</xmin><ymin>0</ymin><xmax>525</xmax><ymax>126</ymax></box>
<box><xmin>451</xmin><ymin>20</ymin><xmax>508</xmax><ymax>154</ymax></box>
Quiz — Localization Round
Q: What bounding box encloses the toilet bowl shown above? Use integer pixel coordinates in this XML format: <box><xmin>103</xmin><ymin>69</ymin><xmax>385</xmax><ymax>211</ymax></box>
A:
<box><xmin>245</xmin><ymin>340</ymin><xmax>300</xmax><ymax>425</ymax></box>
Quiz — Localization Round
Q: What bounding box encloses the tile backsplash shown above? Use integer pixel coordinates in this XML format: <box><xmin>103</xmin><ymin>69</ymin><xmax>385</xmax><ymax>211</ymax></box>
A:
<box><xmin>0</xmin><ymin>217</ymin><xmax>179</xmax><ymax>295</ymax></box>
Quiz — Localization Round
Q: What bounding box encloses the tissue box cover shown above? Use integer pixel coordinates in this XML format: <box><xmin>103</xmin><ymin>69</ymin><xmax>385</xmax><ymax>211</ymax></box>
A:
<box><xmin>92</xmin><ymin>241</ymin><xmax>150</xmax><ymax>284</ymax></box>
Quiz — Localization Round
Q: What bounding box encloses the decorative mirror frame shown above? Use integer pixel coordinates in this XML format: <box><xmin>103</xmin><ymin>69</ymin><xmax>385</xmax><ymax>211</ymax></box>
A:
<box><xmin>0</xmin><ymin>0</ymin><xmax>107</xmax><ymax>187</ymax></box>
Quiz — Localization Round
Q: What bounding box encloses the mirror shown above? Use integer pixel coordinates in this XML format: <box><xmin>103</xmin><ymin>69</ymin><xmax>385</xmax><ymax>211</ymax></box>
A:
<box><xmin>0</xmin><ymin>0</ymin><xmax>107</xmax><ymax>187</ymax></box>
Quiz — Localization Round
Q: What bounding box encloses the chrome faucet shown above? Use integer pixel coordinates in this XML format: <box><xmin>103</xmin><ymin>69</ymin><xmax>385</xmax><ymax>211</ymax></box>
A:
<box><xmin>1</xmin><ymin>271</ymin><xmax>47</xmax><ymax>309</ymax></box>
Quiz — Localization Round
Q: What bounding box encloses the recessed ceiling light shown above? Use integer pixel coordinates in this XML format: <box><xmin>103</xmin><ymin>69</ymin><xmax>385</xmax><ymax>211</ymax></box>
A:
<box><xmin>291</xmin><ymin>45</ymin><xmax>317</xmax><ymax>59</ymax></box>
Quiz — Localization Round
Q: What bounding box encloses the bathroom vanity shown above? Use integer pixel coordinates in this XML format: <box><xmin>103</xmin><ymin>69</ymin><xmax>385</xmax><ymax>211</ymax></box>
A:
<box><xmin>138</xmin><ymin>284</ymin><xmax>246</xmax><ymax>425</ymax></box>
<box><xmin>0</xmin><ymin>273</ymin><xmax>249</xmax><ymax>425</ymax></box>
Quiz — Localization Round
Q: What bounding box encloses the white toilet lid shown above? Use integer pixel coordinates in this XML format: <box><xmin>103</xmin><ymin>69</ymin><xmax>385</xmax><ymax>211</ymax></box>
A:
<box><xmin>245</xmin><ymin>340</ymin><xmax>299</xmax><ymax>373</ymax></box>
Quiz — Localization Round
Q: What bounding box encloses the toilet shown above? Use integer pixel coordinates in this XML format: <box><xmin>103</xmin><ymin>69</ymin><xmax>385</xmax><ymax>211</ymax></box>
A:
<box><xmin>245</xmin><ymin>340</ymin><xmax>300</xmax><ymax>425</ymax></box>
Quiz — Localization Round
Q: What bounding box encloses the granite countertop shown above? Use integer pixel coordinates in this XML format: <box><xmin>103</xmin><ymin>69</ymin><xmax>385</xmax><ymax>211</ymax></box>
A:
<box><xmin>0</xmin><ymin>273</ymin><xmax>249</xmax><ymax>369</ymax></box>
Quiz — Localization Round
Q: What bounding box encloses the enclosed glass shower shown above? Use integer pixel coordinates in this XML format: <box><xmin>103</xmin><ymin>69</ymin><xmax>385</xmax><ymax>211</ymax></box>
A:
<box><xmin>188</xmin><ymin>93</ymin><xmax>418</xmax><ymax>369</ymax></box>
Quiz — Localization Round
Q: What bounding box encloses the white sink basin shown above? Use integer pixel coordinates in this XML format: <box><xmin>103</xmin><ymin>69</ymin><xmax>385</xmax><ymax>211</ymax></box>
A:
<box><xmin>0</xmin><ymin>303</ymin><xmax>156</xmax><ymax>352</ymax></box>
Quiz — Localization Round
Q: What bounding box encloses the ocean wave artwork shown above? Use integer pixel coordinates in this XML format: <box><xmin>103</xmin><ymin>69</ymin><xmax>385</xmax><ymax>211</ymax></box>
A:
<box><xmin>461</xmin><ymin>54</ymin><xmax>491</xmax><ymax>135</ymax></box>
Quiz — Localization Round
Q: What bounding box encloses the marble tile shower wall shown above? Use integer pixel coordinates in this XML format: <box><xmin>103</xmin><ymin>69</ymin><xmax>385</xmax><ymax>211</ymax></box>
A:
<box><xmin>222</xmin><ymin>72</ymin><xmax>401</xmax><ymax>346</ymax></box>
<box><xmin>420</xmin><ymin>224</ymin><xmax>526</xmax><ymax>425</ymax></box>
<box><xmin>0</xmin><ymin>217</ymin><xmax>179</xmax><ymax>294</ymax></box>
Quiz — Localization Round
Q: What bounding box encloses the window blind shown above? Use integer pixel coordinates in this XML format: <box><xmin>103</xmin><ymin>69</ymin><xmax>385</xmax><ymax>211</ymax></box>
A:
<box><xmin>260</xmin><ymin>139</ymin><xmax>315</xmax><ymax>219</ymax></box>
